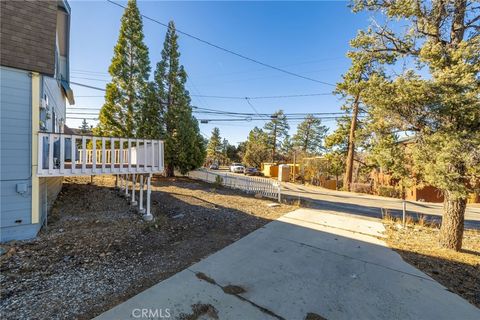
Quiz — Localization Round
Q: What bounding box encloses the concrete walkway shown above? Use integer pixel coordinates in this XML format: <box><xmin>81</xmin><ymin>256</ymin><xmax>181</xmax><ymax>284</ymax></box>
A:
<box><xmin>96</xmin><ymin>209</ymin><xmax>479</xmax><ymax>320</ymax></box>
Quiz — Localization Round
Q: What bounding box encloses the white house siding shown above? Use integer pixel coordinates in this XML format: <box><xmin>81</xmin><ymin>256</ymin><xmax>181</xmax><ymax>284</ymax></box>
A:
<box><xmin>42</xmin><ymin>76</ymin><xmax>66</xmax><ymax>133</ymax></box>
<box><xmin>40</xmin><ymin>77</ymin><xmax>65</xmax><ymax>223</ymax></box>
<box><xmin>0</xmin><ymin>67</ymin><xmax>37</xmax><ymax>241</ymax></box>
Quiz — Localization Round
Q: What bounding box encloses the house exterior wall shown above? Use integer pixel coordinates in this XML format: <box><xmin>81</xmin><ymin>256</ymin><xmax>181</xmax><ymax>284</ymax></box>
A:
<box><xmin>0</xmin><ymin>67</ymin><xmax>38</xmax><ymax>241</ymax></box>
<box><xmin>0</xmin><ymin>70</ymin><xmax>67</xmax><ymax>242</ymax></box>
<box><xmin>0</xmin><ymin>0</ymin><xmax>57</xmax><ymax>76</ymax></box>
<box><xmin>42</xmin><ymin>76</ymin><xmax>66</xmax><ymax>133</ymax></box>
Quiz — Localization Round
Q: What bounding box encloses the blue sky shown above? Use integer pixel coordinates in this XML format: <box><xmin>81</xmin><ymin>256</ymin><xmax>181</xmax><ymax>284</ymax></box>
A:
<box><xmin>68</xmin><ymin>0</ymin><xmax>372</xmax><ymax>144</ymax></box>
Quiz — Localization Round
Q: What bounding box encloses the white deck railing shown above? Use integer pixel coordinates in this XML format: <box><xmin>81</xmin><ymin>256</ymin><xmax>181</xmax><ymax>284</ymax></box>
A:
<box><xmin>188</xmin><ymin>169</ymin><xmax>281</xmax><ymax>201</ymax></box>
<box><xmin>37</xmin><ymin>133</ymin><xmax>164</xmax><ymax>177</ymax></box>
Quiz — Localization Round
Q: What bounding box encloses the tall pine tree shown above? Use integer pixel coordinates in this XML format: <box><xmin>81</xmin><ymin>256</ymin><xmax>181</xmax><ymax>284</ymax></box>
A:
<box><xmin>206</xmin><ymin>127</ymin><xmax>222</xmax><ymax>164</ymax></box>
<box><xmin>96</xmin><ymin>0</ymin><xmax>150</xmax><ymax>138</ymax></box>
<box><xmin>292</xmin><ymin>115</ymin><xmax>328</xmax><ymax>154</ymax></box>
<box><xmin>155</xmin><ymin>21</ymin><xmax>205</xmax><ymax>176</ymax></box>
<box><xmin>263</xmin><ymin>110</ymin><xmax>289</xmax><ymax>162</ymax></box>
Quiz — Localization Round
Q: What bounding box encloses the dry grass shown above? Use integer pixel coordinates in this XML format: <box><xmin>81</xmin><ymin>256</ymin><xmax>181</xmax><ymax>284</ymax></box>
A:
<box><xmin>383</xmin><ymin>215</ymin><xmax>480</xmax><ymax>307</ymax></box>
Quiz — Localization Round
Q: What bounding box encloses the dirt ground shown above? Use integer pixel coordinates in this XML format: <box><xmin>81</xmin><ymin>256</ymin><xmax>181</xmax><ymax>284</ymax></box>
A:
<box><xmin>383</xmin><ymin>218</ymin><xmax>480</xmax><ymax>308</ymax></box>
<box><xmin>0</xmin><ymin>176</ymin><xmax>295</xmax><ymax>320</ymax></box>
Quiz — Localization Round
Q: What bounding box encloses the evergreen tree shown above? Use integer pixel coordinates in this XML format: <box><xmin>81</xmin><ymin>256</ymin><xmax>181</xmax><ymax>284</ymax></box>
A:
<box><xmin>243</xmin><ymin>127</ymin><xmax>270</xmax><ymax>167</ymax></box>
<box><xmin>351</xmin><ymin>0</ymin><xmax>480</xmax><ymax>250</ymax></box>
<box><xmin>263</xmin><ymin>110</ymin><xmax>289</xmax><ymax>162</ymax></box>
<box><xmin>79</xmin><ymin>119</ymin><xmax>92</xmax><ymax>134</ymax></box>
<box><xmin>155</xmin><ymin>21</ymin><xmax>205</xmax><ymax>176</ymax></box>
<box><xmin>292</xmin><ymin>115</ymin><xmax>328</xmax><ymax>154</ymax></box>
<box><xmin>96</xmin><ymin>0</ymin><xmax>150</xmax><ymax>138</ymax></box>
<box><xmin>206</xmin><ymin>127</ymin><xmax>222</xmax><ymax>163</ymax></box>
<box><xmin>136</xmin><ymin>82</ymin><xmax>164</xmax><ymax>139</ymax></box>
<box><xmin>279</xmin><ymin>135</ymin><xmax>294</xmax><ymax>162</ymax></box>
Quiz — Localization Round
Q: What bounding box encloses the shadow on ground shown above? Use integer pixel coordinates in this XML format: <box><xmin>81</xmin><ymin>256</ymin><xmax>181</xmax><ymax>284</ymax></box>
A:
<box><xmin>1</xmin><ymin>176</ymin><xmax>478</xmax><ymax>320</ymax></box>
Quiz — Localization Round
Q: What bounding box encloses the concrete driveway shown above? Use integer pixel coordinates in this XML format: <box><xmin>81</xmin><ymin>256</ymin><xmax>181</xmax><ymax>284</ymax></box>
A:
<box><xmin>96</xmin><ymin>209</ymin><xmax>479</xmax><ymax>320</ymax></box>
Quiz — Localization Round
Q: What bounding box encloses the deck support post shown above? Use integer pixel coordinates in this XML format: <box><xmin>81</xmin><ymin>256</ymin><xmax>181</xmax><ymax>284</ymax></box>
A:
<box><xmin>131</xmin><ymin>174</ymin><xmax>137</xmax><ymax>206</ymax></box>
<box><xmin>144</xmin><ymin>173</ymin><xmax>153</xmax><ymax>221</ymax></box>
<box><xmin>139</xmin><ymin>174</ymin><xmax>145</xmax><ymax>214</ymax></box>
<box><xmin>125</xmin><ymin>174</ymin><xmax>130</xmax><ymax>199</ymax></box>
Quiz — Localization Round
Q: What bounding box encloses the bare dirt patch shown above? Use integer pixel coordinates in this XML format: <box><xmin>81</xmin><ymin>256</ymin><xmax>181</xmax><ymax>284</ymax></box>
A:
<box><xmin>0</xmin><ymin>175</ymin><xmax>294</xmax><ymax>320</ymax></box>
<box><xmin>383</xmin><ymin>218</ymin><xmax>480</xmax><ymax>308</ymax></box>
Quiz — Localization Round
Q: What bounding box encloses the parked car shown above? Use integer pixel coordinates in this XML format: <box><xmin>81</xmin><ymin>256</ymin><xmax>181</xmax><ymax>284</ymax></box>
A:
<box><xmin>244</xmin><ymin>167</ymin><xmax>263</xmax><ymax>176</ymax></box>
<box><xmin>230</xmin><ymin>162</ymin><xmax>245</xmax><ymax>173</ymax></box>
<box><xmin>209</xmin><ymin>163</ymin><xmax>219</xmax><ymax>170</ymax></box>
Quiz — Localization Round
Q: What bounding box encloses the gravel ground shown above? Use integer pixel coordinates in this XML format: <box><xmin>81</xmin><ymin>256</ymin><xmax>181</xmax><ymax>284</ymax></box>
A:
<box><xmin>384</xmin><ymin>219</ymin><xmax>480</xmax><ymax>308</ymax></box>
<box><xmin>0</xmin><ymin>175</ymin><xmax>295</xmax><ymax>320</ymax></box>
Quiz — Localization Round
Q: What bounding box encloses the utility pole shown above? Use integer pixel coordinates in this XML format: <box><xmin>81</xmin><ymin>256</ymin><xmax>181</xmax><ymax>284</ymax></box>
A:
<box><xmin>292</xmin><ymin>150</ymin><xmax>296</xmax><ymax>182</ymax></box>
<box><xmin>344</xmin><ymin>93</ymin><xmax>360</xmax><ymax>191</ymax></box>
<box><xmin>272</xmin><ymin>122</ymin><xmax>277</xmax><ymax>162</ymax></box>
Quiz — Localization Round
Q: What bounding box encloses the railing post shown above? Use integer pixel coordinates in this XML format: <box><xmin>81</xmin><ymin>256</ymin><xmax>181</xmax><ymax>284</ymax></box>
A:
<box><xmin>119</xmin><ymin>138</ymin><xmax>124</xmax><ymax>172</ymax></box>
<box><xmin>135</xmin><ymin>139</ymin><xmax>140</xmax><ymax>172</ymax></box>
<box><xmin>158</xmin><ymin>141</ymin><xmax>162</xmax><ymax>171</ymax></box>
<box><xmin>81</xmin><ymin>136</ymin><xmax>86</xmax><ymax>173</ymax></box>
<box><xmin>143</xmin><ymin>139</ymin><xmax>148</xmax><ymax>172</ymax></box>
<box><xmin>139</xmin><ymin>174</ymin><xmax>145</xmax><ymax>214</ymax></box>
<box><xmin>101</xmin><ymin>137</ymin><xmax>106</xmax><ymax>173</ymax></box>
<box><xmin>71</xmin><ymin>136</ymin><xmax>76</xmax><ymax>174</ymax></box>
<box><xmin>92</xmin><ymin>137</ymin><xmax>97</xmax><ymax>174</ymax></box>
<box><xmin>131</xmin><ymin>174</ymin><xmax>137</xmax><ymax>206</ymax></box>
<box><xmin>144</xmin><ymin>173</ymin><xmax>153</xmax><ymax>221</ymax></box>
<box><xmin>60</xmin><ymin>134</ymin><xmax>65</xmax><ymax>174</ymax></box>
<box><xmin>150</xmin><ymin>141</ymin><xmax>155</xmax><ymax>172</ymax></box>
<box><xmin>128</xmin><ymin>138</ymin><xmax>132</xmax><ymax>172</ymax></box>
<box><xmin>111</xmin><ymin>138</ymin><xmax>115</xmax><ymax>172</ymax></box>
<box><xmin>48</xmin><ymin>134</ymin><xmax>54</xmax><ymax>174</ymax></box>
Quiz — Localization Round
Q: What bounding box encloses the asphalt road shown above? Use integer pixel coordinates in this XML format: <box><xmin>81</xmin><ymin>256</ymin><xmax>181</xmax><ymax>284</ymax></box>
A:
<box><xmin>281</xmin><ymin>182</ymin><xmax>480</xmax><ymax>229</ymax></box>
<box><xmin>204</xmin><ymin>169</ymin><xmax>480</xmax><ymax>229</ymax></box>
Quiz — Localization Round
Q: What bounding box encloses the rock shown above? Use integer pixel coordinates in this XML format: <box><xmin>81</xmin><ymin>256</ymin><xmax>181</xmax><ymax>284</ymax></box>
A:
<box><xmin>267</xmin><ymin>203</ymin><xmax>280</xmax><ymax>207</ymax></box>
<box><xmin>172</xmin><ymin>214</ymin><xmax>185</xmax><ymax>219</ymax></box>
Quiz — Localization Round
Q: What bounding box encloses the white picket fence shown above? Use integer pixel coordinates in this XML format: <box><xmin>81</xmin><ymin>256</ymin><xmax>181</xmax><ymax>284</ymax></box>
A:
<box><xmin>188</xmin><ymin>169</ymin><xmax>281</xmax><ymax>201</ymax></box>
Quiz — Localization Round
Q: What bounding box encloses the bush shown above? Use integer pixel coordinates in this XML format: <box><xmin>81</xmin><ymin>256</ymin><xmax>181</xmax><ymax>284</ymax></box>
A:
<box><xmin>377</xmin><ymin>186</ymin><xmax>401</xmax><ymax>198</ymax></box>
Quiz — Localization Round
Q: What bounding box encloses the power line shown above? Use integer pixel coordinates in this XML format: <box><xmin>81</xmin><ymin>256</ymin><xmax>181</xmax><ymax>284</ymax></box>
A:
<box><xmin>70</xmin><ymin>82</ymin><xmax>333</xmax><ymax>100</ymax></box>
<box><xmin>106</xmin><ymin>0</ymin><xmax>335</xmax><ymax>86</ymax></box>
<box><xmin>71</xmin><ymin>82</ymin><xmax>106</xmax><ymax>91</ymax></box>
<box><xmin>191</xmin><ymin>93</ymin><xmax>333</xmax><ymax>99</ymax></box>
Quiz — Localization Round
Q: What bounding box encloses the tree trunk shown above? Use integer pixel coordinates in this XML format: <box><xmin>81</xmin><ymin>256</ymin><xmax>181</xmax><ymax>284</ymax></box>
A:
<box><xmin>343</xmin><ymin>94</ymin><xmax>360</xmax><ymax>191</ymax></box>
<box><xmin>439</xmin><ymin>191</ymin><xmax>466</xmax><ymax>251</ymax></box>
<box><xmin>165</xmin><ymin>163</ymin><xmax>175</xmax><ymax>177</ymax></box>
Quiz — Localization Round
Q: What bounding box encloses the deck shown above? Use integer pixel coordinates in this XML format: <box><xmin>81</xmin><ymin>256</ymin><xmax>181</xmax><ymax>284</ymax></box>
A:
<box><xmin>37</xmin><ymin>133</ymin><xmax>164</xmax><ymax>177</ymax></box>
